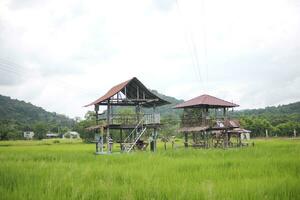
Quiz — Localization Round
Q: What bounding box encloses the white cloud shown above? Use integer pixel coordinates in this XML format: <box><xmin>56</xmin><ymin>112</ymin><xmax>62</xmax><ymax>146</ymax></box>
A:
<box><xmin>0</xmin><ymin>0</ymin><xmax>300</xmax><ymax>118</ymax></box>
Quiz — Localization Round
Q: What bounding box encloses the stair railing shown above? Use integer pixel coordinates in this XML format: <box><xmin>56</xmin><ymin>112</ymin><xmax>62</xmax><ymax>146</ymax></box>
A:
<box><xmin>126</xmin><ymin>127</ymin><xmax>147</xmax><ymax>153</ymax></box>
<box><xmin>123</xmin><ymin>117</ymin><xmax>145</xmax><ymax>143</ymax></box>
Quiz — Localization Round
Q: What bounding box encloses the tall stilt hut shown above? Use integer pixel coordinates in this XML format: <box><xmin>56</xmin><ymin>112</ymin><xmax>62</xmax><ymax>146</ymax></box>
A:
<box><xmin>85</xmin><ymin>77</ymin><xmax>170</xmax><ymax>154</ymax></box>
<box><xmin>174</xmin><ymin>94</ymin><xmax>243</xmax><ymax>148</ymax></box>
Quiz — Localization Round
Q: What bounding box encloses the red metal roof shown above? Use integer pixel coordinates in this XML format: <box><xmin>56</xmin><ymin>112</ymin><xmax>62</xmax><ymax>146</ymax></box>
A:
<box><xmin>84</xmin><ymin>78</ymin><xmax>132</xmax><ymax>107</ymax></box>
<box><xmin>174</xmin><ymin>94</ymin><xmax>239</xmax><ymax>109</ymax></box>
<box><xmin>84</xmin><ymin>77</ymin><xmax>169</xmax><ymax>107</ymax></box>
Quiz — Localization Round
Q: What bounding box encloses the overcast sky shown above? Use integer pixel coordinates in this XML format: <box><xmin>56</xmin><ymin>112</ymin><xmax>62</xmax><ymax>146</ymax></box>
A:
<box><xmin>0</xmin><ymin>0</ymin><xmax>299</xmax><ymax>118</ymax></box>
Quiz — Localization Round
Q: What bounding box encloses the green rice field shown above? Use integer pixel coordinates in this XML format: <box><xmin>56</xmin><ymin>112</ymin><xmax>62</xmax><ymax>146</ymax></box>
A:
<box><xmin>0</xmin><ymin>138</ymin><xmax>299</xmax><ymax>200</ymax></box>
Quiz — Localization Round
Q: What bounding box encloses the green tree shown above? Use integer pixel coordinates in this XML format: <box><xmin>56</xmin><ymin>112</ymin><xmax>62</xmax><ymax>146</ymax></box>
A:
<box><xmin>275</xmin><ymin>122</ymin><xmax>299</xmax><ymax>137</ymax></box>
<box><xmin>33</xmin><ymin>122</ymin><xmax>48</xmax><ymax>139</ymax></box>
<box><xmin>240</xmin><ymin>117</ymin><xmax>273</xmax><ymax>137</ymax></box>
<box><xmin>74</xmin><ymin>111</ymin><xmax>98</xmax><ymax>142</ymax></box>
<box><xmin>84</xmin><ymin>111</ymin><xmax>96</xmax><ymax>121</ymax></box>
<box><xmin>161</xmin><ymin>115</ymin><xmax>179</xmax><ymax>137</ymax></box>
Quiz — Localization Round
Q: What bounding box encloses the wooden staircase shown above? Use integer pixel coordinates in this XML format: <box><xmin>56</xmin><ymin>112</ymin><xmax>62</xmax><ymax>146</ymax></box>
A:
<box><xmin>121</xmin><ymin>117</ymin><xmax>148</xmax><ymax>153</ymax></box>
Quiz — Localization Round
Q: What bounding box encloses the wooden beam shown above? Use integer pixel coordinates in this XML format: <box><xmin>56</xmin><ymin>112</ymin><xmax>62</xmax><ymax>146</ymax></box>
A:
<box><xmin>105</xmin><ymin>98</ymin><xmax>159</xmax><ymax>102</ymax></box>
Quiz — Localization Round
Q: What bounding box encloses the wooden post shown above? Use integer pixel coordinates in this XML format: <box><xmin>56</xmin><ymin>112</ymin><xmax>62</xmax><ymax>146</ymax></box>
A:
<box><xmin>150</xmin><ymin>133</ymin><xmax>154</xmax><ymax>152</ymax></box>
<box><xmin>120</xmin><ymin>129</ymin><xmax>123</xmax><ymax>141</ymax></box>
<box><xmin>192</xmin><ymin>132</ymin><xmax>196</xmax><ymax>143</ymax></box>
<box><xmin>154</xmin><ymin>128</ymin><xmax>157</xmax><ymax>152</ymax></box>
<box><xmin>204</xmin><ymin>131</ymin><xmax>208</xmax><ymax>148</ymax></box>
<box><xmin>150</xmin><ymin>128</ymin><xmax>157</xmax><ymax>152</ymax></box>
<box><xmin>100</xmin><ymin>126</ymin><xmax>104</xmax><ymax>153</ymax></box>
<box><xmin>150</xmin><ymin>104</ymin><xmax>157</xmax><ymax>152</ymax></box>
<box><xmin>201</xmin><ymin>108</ymin><xmax>205</xmax><ymax>125</ymax></box>
<box><xmin>120</xmin><ymin>129</ymin><xmax>123</xmax><ymax>150</ymax></box>
<box><xmin>171</xmin><ymin>137</ymin><xmax>175</xmax><ymax>149</ymax></box>
<box><xmin>223</xmin><ymin>131</ymin><xmax>228</xmax><ymax>148</ymax></box>
<box><xmin>214</xmin><ymin>108</ymin><xmax>217</xmax><ymax>120</ymax></box>
<box><xmin>136</xmin><ymin>104</ymin><xmax>141</xmax><ymax>122</ymax></box>
<box><xmin>184</xmin><ymin>132</ymin><xmax>188</xmax><ymax>148</ymax></box>
<box><xmin>135</xmin><ymin>104</ymin><xmax>141</xmax><ymax>139</ymax></box>
<box><xmin>204</xmin><ymin>107</ymin><xmax>209</xmax><ymax>126</ymax></box>
<box><xmin>107</xmin><ymin>100</ymin><xmax>111</xmax><ymax>153</ymax></box>
<box><xmin>95</xmin><ymin>104</ymin><xmax>99</xmax><ymax>153</ymax></box>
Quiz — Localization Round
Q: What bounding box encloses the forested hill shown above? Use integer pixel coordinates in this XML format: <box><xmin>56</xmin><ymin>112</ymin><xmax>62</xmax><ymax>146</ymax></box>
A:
<box><xmin>150</xmin><ymin>90</ymin><xmax>184</xmax><ymax>118</ymax></box>
<box><xmin>235</xmin><ymin>102</ymin><xmax>300</xmax><ymax>116</ymax></box>
<box><xmin>0</xmin><ymin>94</ymin><xmax>74</xmax><ymax>126</ymax></box>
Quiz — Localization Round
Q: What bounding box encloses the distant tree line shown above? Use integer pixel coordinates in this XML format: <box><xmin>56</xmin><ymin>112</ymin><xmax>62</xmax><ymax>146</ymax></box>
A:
<box><xmin>1</xmin><ymin>93</ymin><xmax>300</xmax><ymax>140</ymax></box>
<box><xmin>0</xmin><ymin>120</ymin><xmax>74</xmax><ymax>140</ymax></box>
<box><xmin>239</xmin><ymin>115</ymin><xmax>300</xmax><ymax>137</ymax></box>
<box><xmin>233</xmin><ymin>102</ymin><xmax>300</xmax><ymax>137</ymax></box>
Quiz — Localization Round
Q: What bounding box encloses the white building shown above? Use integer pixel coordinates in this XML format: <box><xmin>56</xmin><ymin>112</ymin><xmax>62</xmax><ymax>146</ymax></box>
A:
<box><xmin>63</xmin><ymin>131</ymin><xmax>80</xmax><ymax>139</ymax></box>
<box><xmin>24</xmin><ymin>131</ymin><xmax>34</xmax><ymax>139</ymax></box>
<box><xmin>240</xmin><ymin>129</ymin><xmax>251</xmax><ymax>140</ymax></box>
<box><xmin>46</xmin><ymin>133</ymin><xmax>59</xmax><ymax>138</ymax></box>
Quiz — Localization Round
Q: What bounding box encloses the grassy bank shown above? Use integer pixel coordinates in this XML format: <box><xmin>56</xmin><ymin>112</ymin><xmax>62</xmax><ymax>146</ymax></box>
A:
<box><xmin>0</xmin><ymin>139</ymin><xmax>299</xmax><ymax>199</ymax></box>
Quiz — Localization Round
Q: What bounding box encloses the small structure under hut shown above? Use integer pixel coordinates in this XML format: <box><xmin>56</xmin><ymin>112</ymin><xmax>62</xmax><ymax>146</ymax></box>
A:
<box><xmin>174</xmin><ymin>94</ymin><xmax>247</xmax><ymax>148</ymax></box>
<box><xmin>85</xmin><ymin>77</ymin><xmax>170</xmax><ymax>154</ymax></box>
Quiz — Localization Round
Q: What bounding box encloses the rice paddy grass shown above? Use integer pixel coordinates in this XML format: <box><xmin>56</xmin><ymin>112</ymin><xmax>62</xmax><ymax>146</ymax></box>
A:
<box><xmin>0</xmin><ymin>138</ymin><xmax>299</xmax><ymax>200</ymax></box>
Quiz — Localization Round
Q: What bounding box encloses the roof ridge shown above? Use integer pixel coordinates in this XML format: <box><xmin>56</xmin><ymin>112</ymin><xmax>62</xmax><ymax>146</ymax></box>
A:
<box><xmin>84</xmin><ymin>77</ymin><xmax>169</xmax><ymax>107</ymax></box>
<box><xmin>174</xmin><ymin>94</ymin><xmax>239</xmax><ymax>108</ymax></box>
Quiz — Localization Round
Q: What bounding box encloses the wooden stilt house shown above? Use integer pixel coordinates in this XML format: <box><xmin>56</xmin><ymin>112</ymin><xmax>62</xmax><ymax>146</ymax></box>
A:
<box><xmin>174</xmin><ymin>94</ymin><xmax>243</xmax><ymax>148</ymax></box>
<box><xmin>85</xmin><ymin>77</ymin><xmax>170</xmax><ymax>154</ymax></box>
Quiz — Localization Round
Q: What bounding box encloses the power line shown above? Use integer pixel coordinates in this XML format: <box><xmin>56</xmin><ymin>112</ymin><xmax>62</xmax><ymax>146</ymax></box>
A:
<box><xmin>0</xmin><ymin>59</ymin><xmax>95</xmax><ymax>97</ymax></box>
<box><xmin>200</xmin><ymin>0</ymin><xmax>209</xmax><ymax>90</ymax></box>
<box><xmin>0</xmin><ymin>57</ymin><xmax>27</xmax><ymax>71</ymax></box>
<box><xmin>189</xmin><ymin>32</ymin><xmax>203</xmax><ymax>83</ymax></box>
<box><xmin>0</xmin><ymin>65</ymin><xmax>23</xmax><ymax>76</ymax></box>
<box><xmin>175</xmin><ymin>0</ymin><xmax>203</xmax><ymax>87</ymax></box>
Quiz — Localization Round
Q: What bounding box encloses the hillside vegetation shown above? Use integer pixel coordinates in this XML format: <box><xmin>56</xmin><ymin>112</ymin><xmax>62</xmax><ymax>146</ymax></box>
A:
<box><xmin>0</xmin><ymin>94</ymin><xmax>74</xmax><ymax>140</ymax></box>
<box><xmin>234</xmin><ymin>101</ymin><xmax>300</xmax><ymax>124</ymax></box>
<box><xmin>149</xmin><ymin>90</ymin><xmax>184</xmax><ymax>118</ymax></box>
<box><xmin>234</xmin><ymin>102</ymin><xmax>300</xmax><ymax>137</ymax></box>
